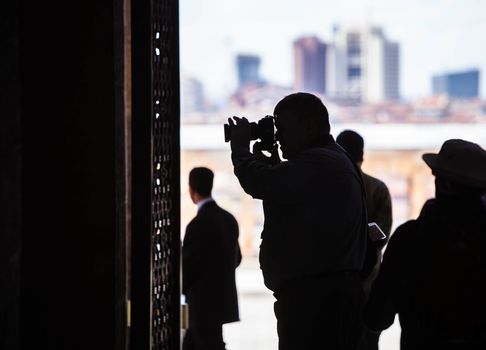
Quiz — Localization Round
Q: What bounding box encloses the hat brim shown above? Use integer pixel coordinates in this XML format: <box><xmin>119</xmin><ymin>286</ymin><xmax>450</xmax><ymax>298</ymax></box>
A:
<box><xmin>422</xmin><ymin>153</ymin><xmax>438</xmax><ymax>171</ymax></box>
<box><xmin>422</xmin><ymin>152</ymin><xmax>486</xmax><ymax>189</ymax></box>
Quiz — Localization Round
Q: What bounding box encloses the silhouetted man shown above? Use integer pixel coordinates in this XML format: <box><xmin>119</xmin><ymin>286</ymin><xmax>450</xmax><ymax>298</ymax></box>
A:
<box><xmin>182</xmin><ymin>167</ymin><xmax>242</xmax><ymax>350</ymax></box>
<box><xmin>337</xmin><ymin>130</ymin><xmax>392</xmax><ymax>285</ymax></box>
<box><xmin>337</xmin><ymin>130</ymin><xmax>392</xmax><ymax>350</ymax></box>
<box><xmin>365</xmin><ymin>139</ymin><xmax>486</xmax><ymax>349</ymax></box>
<box><xmin>228</xmin><ymin>92</ymin><xmax>367</xmax><ymax>350</ymax></box>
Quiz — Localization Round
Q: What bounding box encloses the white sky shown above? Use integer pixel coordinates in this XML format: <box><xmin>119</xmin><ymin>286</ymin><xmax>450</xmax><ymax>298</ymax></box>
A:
<box><xmin>180</xmin><ymin>0</ymin><xmax>486</xmax><ymax>102</ymax></box>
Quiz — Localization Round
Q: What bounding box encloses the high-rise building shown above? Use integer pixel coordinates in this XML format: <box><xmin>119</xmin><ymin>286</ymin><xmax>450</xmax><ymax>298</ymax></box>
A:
<box><xmin>432</xmin><ymin>69</ymin><xmax>480</xmax><ymax>98</ymax></box>
<box><xmin>328</xmin><ymin>25</ymin><xmax>400</xmax><ymax>103</ymax></box>
<box><xmin>293</xmin><ymin>36</ymin><xmax>327</xmax><ymax>94</ymax></box>
<box><xmin>236</xmin><ymin>54</ymin><xmax>261</xmax><ymax>89</ymax></box>
<box><xmin>383</xmin><ymin>41</ymin><xmax>400</xmax><ymax>101</ymax></box>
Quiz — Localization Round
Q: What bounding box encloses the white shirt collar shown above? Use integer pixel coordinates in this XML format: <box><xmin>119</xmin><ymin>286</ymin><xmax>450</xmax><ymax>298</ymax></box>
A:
<box><xmin>197</xmin><ymin>197</ymin><xmax>214</xmax><ymax>211</ymax></box>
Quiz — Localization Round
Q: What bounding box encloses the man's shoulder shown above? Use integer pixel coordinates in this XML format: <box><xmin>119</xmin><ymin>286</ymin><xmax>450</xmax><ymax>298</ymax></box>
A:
<box><xmin>216</xmin><ymin>205</ymin><xmax>238</xmax><ymax>226</ymax></box>
<box><xmin>200</xmin><ymin>202</ymin><xmax>237</xmax><ymax>224</ymax></box>
<box><xmin>363</xmin><ymin>172</ymin><xmax>386</xmax><ymax>187</ymax></box>
<box><xmin>185</xmin><ymin>215</ymin><xmax>200</xmax><ymax>232</ymax></box>
<box><xmin>363</xmin><ymin>172</ymin><xmax>390</xmax><ymax>194</ymax></box>
<box><xmin>301</xmin><ymin>143</ymin><xmax>344</xmax><ymax>158</ymax></box>
<box><xmin>394</xmin><ymin>219</ymin><xmax>418</xmax><ymax>235</ymax></box>
<box><xmin>299</xmin><ymin>144</ymin><xmax>355</xmax><ymax>170</ymax></box>
<box><xmin>387</xmin><ymin>219</ymin><xmax>419</xmax><ymax>248</ymax></box>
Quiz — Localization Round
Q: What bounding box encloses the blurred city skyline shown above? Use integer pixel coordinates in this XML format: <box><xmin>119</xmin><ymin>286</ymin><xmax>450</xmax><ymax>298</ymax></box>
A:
<box><xmin>180</xmin><ymin>0</ymin><xmax>486</xmax><ymax>102</ymax></box>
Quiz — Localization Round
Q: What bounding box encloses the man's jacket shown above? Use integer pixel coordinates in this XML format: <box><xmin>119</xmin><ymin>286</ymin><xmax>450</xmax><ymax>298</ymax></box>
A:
<box><xmin>233</xmin><ymin>140</ymin><xmax>367</xmax><ymax>291</ymax></box>
<box><xmin>183</xmin><ymin>200</ymin><xmax>241</xmax><ymax>325</ymax></box>
<box><xmin>365</xmin><ymin>196</ymin><xmax>486</xmax><ymax>349</ymax></box>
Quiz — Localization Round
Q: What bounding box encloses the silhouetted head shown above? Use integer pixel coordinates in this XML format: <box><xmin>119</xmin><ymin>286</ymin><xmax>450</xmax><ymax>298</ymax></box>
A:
<box><xmin>189</xmin><ymin>167</ymin><xmax>214</xmax><ymax>204</ymax></box>
<box><xmin>422</xmin><ymin>139</ymin><xmax>486</xmax><ymax>198</ymax></box>
<box><xmin>273</xmin><ymin>92</ymin><xmax>330</xmax><ymax>160</ymax></box>
<box><xmin>336</xmin><ymin>130</ymin><xmax>364</xmax><ymax>167</ymax></box>
<box><xmin>434</xmin><ymin>176</ymin><xmax>485</xmax><ymax>199</ymax></box>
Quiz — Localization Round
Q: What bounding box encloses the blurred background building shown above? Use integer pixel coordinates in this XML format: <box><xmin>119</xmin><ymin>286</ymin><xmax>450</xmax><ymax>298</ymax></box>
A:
<box><xmin>328</xmin><ymin>25</ymin><xmax>400</xmax><ymax>103</ymax></box>
<box><xmin>433</xmin><ymin>69</ymin><xmax>480</xmax><ymax>98</ymax></box>
<box><xmin>293</xmin><ymin>36</ymin><xmax>328</xmax><ymax>94</ymax></box>
<box><xmin>236</xmin><ymin>54</ymin><xmax>263</xmax><ymax>89</ymax></box>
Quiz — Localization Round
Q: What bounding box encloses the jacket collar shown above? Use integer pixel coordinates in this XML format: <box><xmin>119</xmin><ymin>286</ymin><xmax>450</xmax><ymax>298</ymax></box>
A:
<box><xmin>197</xmin><ymin>198</ymin><xmax>215</xmax><ymax>212</ymax></box>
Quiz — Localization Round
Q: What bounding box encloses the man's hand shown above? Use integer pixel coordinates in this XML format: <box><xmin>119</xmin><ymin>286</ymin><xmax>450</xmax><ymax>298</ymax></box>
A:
<box><xmin>253</xmin><ymin>142</ymin><xmax>282</xmax><ymax>165</ymax></box>
<box><xmin>228</xmin><ymin>117</ymin><xmax>251</xmax><ymax>156</ymax></box>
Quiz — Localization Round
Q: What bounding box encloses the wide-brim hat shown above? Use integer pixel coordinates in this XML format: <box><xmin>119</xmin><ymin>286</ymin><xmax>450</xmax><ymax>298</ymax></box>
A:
<box><xmin>422</xmin><ymin>139</ymin><xmax>486</xmax><ymax>189</ymax></box>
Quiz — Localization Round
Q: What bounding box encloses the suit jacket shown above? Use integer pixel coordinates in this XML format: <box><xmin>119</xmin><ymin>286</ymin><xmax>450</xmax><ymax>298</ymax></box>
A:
<box><xmin>362</xmin><ymin>172</ymin><xmax>392</xmax><ymax>237</ymax></box>
<box><xmin>183</xmin><ymin>200</ymin><xmax>241</xmax><ymax>326</ymax></box>
<box><xmin>361</xmin><ymin>171</ymin><xmax>393</xmax><ymax>288</ymax></box>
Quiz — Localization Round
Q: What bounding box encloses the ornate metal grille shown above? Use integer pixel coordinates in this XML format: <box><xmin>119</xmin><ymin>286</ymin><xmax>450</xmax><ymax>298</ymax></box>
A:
<box><xmin>151</xmin><ymin>0</ymin><xmax>180</xmax><ymax>349</ymax></box>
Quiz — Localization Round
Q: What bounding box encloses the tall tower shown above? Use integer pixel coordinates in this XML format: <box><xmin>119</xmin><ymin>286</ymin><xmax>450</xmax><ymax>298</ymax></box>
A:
<box><xmin>236</xmin><ymin>54</ymin><xmax>261</xmax><ymax>89</ymax></box>
<box><xmin>294</xmin><ymin>36</ymin><xmax>327</xmax><ymax>94</ymax></box>
<box><xmin>329</xmin><ymin>25</ymin><xmax>400</xmax><ymax>103</ymax></box>
<box><xmin>383</xmin><ymin>41</ymin><xmax>400</xmax><ymax>100</ymax></box>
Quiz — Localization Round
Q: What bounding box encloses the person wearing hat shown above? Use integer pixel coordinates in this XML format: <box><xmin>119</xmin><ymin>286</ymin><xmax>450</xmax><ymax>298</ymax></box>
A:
<box><xmin>364</xmin><ymin>139</ymin><xmax>486</xmax><ymax>349</ymax></box>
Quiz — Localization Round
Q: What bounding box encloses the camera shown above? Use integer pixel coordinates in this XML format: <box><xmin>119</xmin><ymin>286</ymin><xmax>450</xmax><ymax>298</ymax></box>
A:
<box><xmin>224</xmin><ymin>115</ymin><xmax>276</xmax><ymax>151</ymax></box>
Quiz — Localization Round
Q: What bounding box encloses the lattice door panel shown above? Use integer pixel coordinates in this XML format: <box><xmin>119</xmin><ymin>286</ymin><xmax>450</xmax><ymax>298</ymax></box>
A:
<box><xmin>151</xmin><ymin>0</ymin><xmax>180</xmax><ymax>348</ymax></box>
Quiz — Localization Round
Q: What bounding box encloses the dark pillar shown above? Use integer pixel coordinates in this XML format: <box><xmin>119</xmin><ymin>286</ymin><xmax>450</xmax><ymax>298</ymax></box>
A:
<box><xmin>19</xmin><ymin>1</ymin><xmax>129</xmax><ymax>349</ymax></box>
<box><xmin>0</xmin><ymin>0</ymin><xmax>21</xmax><ymax>348</ymax></box>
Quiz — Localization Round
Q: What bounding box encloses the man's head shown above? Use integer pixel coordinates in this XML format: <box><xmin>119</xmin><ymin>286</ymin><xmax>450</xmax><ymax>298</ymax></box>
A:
<box><xmin>273</xmin><ymin>92</ymin><xmax>330</xmax><ymax>160</ymax></box>
<box><xmin>188</xmin><ymin>167</ymin><xmax>214</xmax><ymax>204</ymax></box>
<box><xmin>336</xmin><ymin>130</ymin><xmax>364</xmax><ymax>167</ymax></box>
<box><xmin>422</xmin><ymin>139</ymin><xmax>486</xmax><ymax>198</ymax></box>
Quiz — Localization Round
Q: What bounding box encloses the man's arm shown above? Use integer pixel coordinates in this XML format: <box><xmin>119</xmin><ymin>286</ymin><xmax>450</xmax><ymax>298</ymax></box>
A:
<box><xmin>228</xmin><ymin>116</ymin><xmax>294</xmax><ymax>202</ymax></box>
<box><xmin>233</xmin><ymin>218</ymin><xmax>242</xmax><ymax>268</ymax></box>
<box><xmin>374</xmin><ymin>184</ymin><xmax>393</xmax><ymax>238</ymax></box>
<box><xmin>232</xmin><ymin>153</ymin><xmax>288</xmax><ymax>200</ymax></box>
<box><xmin>235</xmin><ymin>241</ymin><xmax>242</xmax><ymax>268</ymax></box>
<box><xmin>182</xmin><ymin>222</ymin><xmax>204</xmax><ymax>294</ymax></box>
<box><xmin>364</xmin><ymin>222</ymin><xmax>414</xmax><ymax>331</ymax></box>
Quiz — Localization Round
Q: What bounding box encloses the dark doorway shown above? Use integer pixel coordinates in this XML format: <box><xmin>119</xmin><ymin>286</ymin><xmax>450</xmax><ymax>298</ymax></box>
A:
<box><xmin>1</xmin><ymin>0</ymin><xmax>181</xmax><ymax>349</ymax></box>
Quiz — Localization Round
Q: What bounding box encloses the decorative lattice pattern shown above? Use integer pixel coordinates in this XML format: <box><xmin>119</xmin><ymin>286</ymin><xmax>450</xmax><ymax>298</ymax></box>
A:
<box><xmin>151</xmin><ymin>0</ymin><xmax>180</xmax><ymax>348</ymax></box>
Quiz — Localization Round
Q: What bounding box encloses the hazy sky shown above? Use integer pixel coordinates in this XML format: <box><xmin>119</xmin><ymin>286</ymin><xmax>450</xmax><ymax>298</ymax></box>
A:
<box><xmin>180</xmin><ymin>0</ymin><xmax>486</xmax><ymax>101</ymax></box>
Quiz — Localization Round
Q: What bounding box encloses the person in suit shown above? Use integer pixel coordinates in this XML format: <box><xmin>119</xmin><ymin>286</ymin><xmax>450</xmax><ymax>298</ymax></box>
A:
<box><xmin>336</xmin><ymin>130</ymin><xmax>392</xmax><ymax>291</ymax></box>
<box><xmin>182</xmin><ymin>167</ymin><xmax>242</xmax><ymax>350</ymax></box>
<box><xmin>337</xmin><ymin>130</ymin><xmax>393</xmax><ymax>350</ymax></box>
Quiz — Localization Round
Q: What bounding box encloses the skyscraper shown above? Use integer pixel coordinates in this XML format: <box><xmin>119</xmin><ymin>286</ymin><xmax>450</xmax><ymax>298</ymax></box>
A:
<box><xmin>236</xmin><ymin>54</ymin><xmax>261</xmax><ymax>89</ymax></box>
<box><xmin>432</xmin><ymin>69</ymin><xmax>480</xmax><ymax>98</ymax></box>
<box><xmin>293</xmin><ymin>36</ymin><xmax>327</xmax><ymax>94</ymax></box>
<box><xmin>328</xmin><ymin>25</ymin><xmax>400</xmax><ymax>103</ymax></box>
<box><xmin>383</xmin><ymin>41</ymin><xmax>400</xmax><ymax>101</ymax></box>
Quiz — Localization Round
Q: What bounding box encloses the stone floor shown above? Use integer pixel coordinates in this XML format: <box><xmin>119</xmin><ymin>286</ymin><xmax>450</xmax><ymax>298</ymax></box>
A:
<box><xmin>224</xmin><ymin>257</ymin><xmax>401</xmax><ymax>350</ymax></box>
